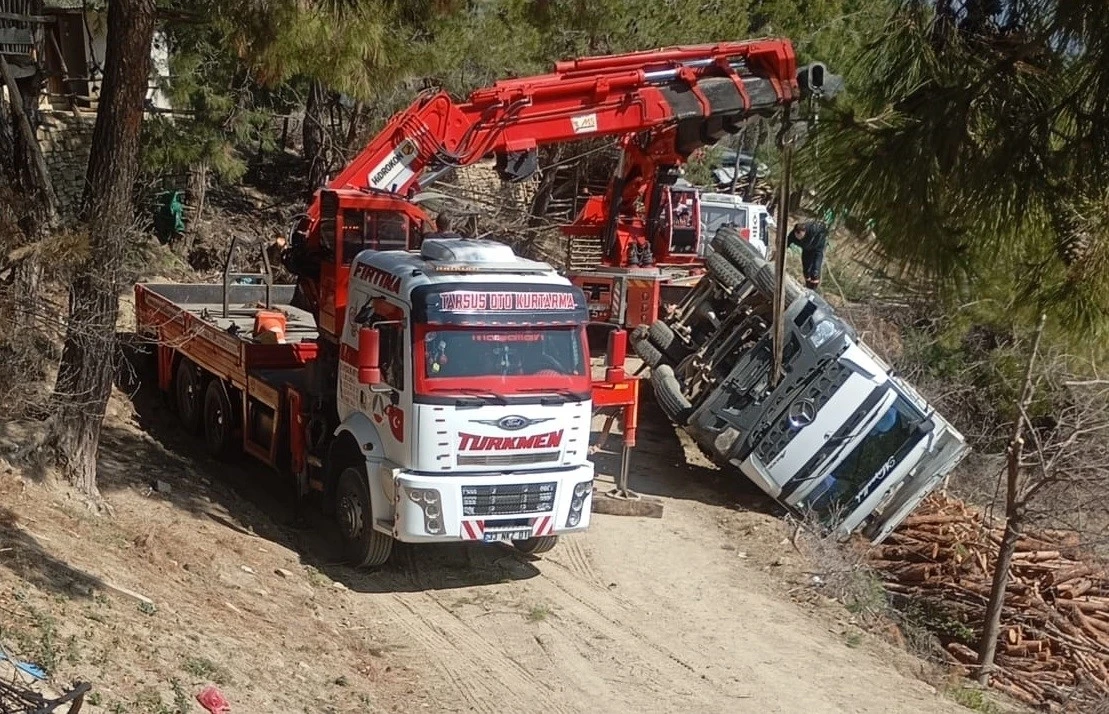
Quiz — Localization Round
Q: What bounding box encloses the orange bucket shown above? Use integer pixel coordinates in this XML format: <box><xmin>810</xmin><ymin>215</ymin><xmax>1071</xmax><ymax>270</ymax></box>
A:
<box><xmin>253</xmin><ymin>310</ymin><xmax>287</xmax><ymax>344</ymax></box>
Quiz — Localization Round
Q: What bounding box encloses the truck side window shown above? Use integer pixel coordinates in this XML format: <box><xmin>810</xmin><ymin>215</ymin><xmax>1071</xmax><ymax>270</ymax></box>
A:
<box><xmin>378</xmin><ymin>322</ymin><xmax>406</xmax><ymax>390</ymax></box>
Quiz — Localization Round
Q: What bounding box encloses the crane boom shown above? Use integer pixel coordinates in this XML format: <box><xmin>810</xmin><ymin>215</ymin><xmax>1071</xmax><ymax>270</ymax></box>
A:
<box><xmin>284</xmin><ymin>39</ymin><xmax>807</xmax><ymax>340</ymax></box>
<box><xmin>317</xmin><ymin>40</ymin><xmax>797</xmax><ymax>209</ymax></box>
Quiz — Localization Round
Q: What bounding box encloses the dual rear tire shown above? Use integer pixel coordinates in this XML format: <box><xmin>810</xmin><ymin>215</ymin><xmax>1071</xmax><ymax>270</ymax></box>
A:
<box><xmin>174</xmin><ymin>358</ymin><xmax>237</xmax><ymax>458</ymax></box>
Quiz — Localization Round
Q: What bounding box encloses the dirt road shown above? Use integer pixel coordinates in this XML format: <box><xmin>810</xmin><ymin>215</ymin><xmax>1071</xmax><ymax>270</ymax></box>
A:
<box><xmin>317</xmin><ymin>407</ymin><xmax>961</xmax><ymax>714</ymax></box>
<box><xmin>0</xmin><ymin>390</ymin><xmax>965</xmax><ymax>713</ymax></box>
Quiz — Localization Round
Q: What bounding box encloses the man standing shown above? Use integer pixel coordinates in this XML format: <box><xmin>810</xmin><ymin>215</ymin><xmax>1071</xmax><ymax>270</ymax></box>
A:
<box><xmin>787</xmin><ymin>220</ymin><xmax>829</xmax><ymax>290</ymax></box>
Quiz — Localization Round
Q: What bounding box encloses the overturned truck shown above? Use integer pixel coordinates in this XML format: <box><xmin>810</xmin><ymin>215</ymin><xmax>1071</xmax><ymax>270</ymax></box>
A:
<box><xmin>632</xmin><ymin>228</ymin><xmax>969</xmax><ymax>543</ymax></box>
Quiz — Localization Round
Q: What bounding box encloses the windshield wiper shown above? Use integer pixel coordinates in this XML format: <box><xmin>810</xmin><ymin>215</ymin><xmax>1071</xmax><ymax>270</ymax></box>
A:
<box><xmin>519</xmin><ymin>387</ymin><xmax>585</xmax><ymax>404</ymax></box>
<box><xmin>426</xmin><ymin>387</ymin><xmax>508</xmax><ymax>406</ymax></box>
<box><xmin>451</xmin><ymin>388</ymin><xmax>509</xmax><ymax>405</ymax></box>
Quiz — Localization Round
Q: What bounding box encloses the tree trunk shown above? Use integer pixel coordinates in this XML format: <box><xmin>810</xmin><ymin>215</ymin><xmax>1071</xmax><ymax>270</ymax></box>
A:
<box><xmin>180</xmin><ymin>160</ymin><xmax>209</xmax><ymax>257</ymax></box>
<box><xmin>50</xmin><ymin>0</ymin><xmax>156</xmax><ymax>498</ymax></box>
<box><xmin>977</xmin><ymin>313</ymin><xmax>1047</xmax><ymax>684</ymax></box>
<box><xmin>304</xmin><ymin>80</ymin><xmax>328</xmax><ymax>190</ymax></box>
<box><xmin>0</xmin><ymin>55</ymin><xmax>60</xmax><ymax>329</ymax></box>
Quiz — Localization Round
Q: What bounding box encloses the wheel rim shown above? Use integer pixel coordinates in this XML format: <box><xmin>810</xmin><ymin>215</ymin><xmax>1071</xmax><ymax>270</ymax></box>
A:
<box><xmin>206</xmin><ymin>397</ymin><xmax>226</xmax><ymax>445</ymax></box>
<box><xmin>179</xmin><ymin>370</ymin><xmax>199</xmax><ymax>418</ymax></box>
<box><xmin>338</xmin><ymin>486</ymin><xmax>364</xmax><ymax>540</ymax></box>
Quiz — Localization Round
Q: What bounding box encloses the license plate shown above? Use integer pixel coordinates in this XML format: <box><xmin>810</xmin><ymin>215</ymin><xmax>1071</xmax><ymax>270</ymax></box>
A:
<box><xmin>483</xmin><ymin>528</ymin><xmax>532</xmax><ymax>543</ymax></box>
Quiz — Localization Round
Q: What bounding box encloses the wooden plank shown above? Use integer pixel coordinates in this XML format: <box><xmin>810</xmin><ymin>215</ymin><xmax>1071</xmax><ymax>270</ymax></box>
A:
<box><xmin>0</xmin><ymin>27</ymin><xmax>33</xmax><ymax>44</ymax></box>
<box><xmin>0</xmin><ymin>12</ymin><xmax>52</xmax><ymax>23</ymax></box>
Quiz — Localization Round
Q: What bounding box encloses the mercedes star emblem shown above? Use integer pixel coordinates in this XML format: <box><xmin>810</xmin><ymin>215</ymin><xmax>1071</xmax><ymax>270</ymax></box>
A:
<box><xmin>787</xmin><ymin>399</ymin><xmax>817</xmax><ymax>429</ymax></box>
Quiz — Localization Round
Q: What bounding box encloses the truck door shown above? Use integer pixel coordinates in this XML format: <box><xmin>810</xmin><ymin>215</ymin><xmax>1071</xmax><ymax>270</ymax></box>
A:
<box><xmin>668</xmin><ymin>188</ymin><xmax>700</xmax><ymax>257</ymax></box>
<box><xmin>365</xmin><ymin>303</ymin><xmax>411</xmax><ymax>466</ymax></box>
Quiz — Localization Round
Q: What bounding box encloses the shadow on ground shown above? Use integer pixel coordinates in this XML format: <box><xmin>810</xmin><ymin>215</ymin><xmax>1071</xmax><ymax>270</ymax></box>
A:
<box><xmin>590</xmin><ymin>389</ymin><xmax>782</xmax><ymax>517</ymax></box>
<box><xmin>87</xmin><ymin>336</ymin><xmax>778</xmax><ymax>595</ymax></box>
<box><xmin>100</xmin><ymin>336</ymin><xmax>542</xmax><ymax>593</ymax></box>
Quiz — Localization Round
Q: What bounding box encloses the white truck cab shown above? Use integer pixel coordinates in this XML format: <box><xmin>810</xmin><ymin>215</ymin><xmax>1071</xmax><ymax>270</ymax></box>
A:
<box><xmin>698</xmin><ymin>191</ymin><xmax>772</xmax><ymax>258</ymax></box>
<box><xmin>637</xmin><ymin>228</ymin><xmax>969</xmax><ymax>543</ymax></box>
<box><xmin>334</xmin><ymin>239</ymin><xmax>595</xmax><ymax>559</ymax></box>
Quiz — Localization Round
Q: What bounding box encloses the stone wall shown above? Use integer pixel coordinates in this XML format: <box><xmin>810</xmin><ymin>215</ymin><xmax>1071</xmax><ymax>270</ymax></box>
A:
<box><xmin>35</xmin><ymin>110</ymin><xmax>96</xmax><ymax>222</ymax></box>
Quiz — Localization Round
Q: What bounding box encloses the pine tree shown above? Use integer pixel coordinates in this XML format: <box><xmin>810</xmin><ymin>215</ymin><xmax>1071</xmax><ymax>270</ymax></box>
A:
<box><xmin>805</xmin><ymin>0</ymin><xmax>1109</xmax><ymax>333</ymax></box>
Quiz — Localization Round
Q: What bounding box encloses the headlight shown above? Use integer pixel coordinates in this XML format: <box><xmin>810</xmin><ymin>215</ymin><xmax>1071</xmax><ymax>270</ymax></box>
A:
<box><xmin>574</xmin><ymin>481</ymin><xmax>591</xmax><ymax>498</ymax></box>
<box><xmin>809</xmin><ymin>319</ymin><xmax>837</xmax><ymax>349</ymax></box>
<box><xmin>426</xmin><ymin>517</ymin><xmax>442</xmax><ymax>534</ymax></box>
<box><xmin>567</xmin><ymin>512</ymin><xmax>581</xmax><ymax>527</ymax></box>
<box><xmin>407</xmin><ymin>488</ymin><xmax>425</xmax><ymax>503</ymax></box>
<box><xmin>423</xmin><ymin>490</ymin><xmax>439</xmax><ymax>505</ymax></box>
<box><xmin>425</xmin><ymin>503</ymin><xmax>441</xmax><ymax>519</ymax></box>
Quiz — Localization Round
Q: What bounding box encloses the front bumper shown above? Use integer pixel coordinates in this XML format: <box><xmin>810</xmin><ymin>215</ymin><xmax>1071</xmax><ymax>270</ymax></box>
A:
<box><xmin>391</xmin><ymin>464</ymin><xmax>595</xmax><ymax>543</ymax></box>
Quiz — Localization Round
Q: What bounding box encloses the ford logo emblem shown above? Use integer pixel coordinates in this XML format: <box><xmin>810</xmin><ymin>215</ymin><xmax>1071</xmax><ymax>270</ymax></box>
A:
<box><xmin>471</xmin><ymin>415</ymin><xmax>555</xmax><ymax>431</ymax></box>
<box><xmin>499</xmin><ymin>415</ymin><xmax>527</xmax><ymax>430</ymax></box>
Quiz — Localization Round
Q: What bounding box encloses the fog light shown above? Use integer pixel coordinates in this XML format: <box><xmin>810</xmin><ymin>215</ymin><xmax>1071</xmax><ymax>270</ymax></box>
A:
<box><xmin>567</xmin><ymin>511</ymin><xmax>581</xmax><ymax>527</ymax></box>
<box><xmin>426</xmin><ymin>503</ymin><xmax>441</xmax><ymax>519</ymax></box>
<box><xmin>426</xmin><ymin>517</ymin><xmax>442</xmax><ymax>534</ymax></box>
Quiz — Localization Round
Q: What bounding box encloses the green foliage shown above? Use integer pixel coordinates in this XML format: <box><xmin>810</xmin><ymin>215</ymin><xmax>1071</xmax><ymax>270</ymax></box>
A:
<box><xmin>684</xmin><ymin>147</ymin><xmax>724</xmax><ymax>189</ymax></box>
<box><xmin>805</xmin><ymin>1</ymin><xmax>1109</xmax><ymax>336</ymax></box>
<box><xmin>945</xmin><ymin>684</ymin><xmax>1000</xmax><ymax>714</ymax></box>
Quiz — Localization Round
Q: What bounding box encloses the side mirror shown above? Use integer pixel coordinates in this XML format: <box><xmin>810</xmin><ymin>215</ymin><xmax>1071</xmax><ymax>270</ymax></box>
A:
<box><xmin>357</xmin><ymin>326</ymin><xmax>383</xmax><ymax>385</ymax></box>
<box><xmin>606</xmin><ymin>328</ymin><xmax>627</xmax><ymax>382</ymax></box>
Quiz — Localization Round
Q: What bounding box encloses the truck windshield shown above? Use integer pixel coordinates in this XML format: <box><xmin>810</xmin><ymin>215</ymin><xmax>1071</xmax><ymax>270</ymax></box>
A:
<box><xmin>803</xmin><ymin>397</ymin><xmax>928</xmax><ymax>520</ymax></box>
<box><xmin>414</xmin><ymin>325</ymin><xmax>590</xmax><ymax>397</ymax></box>
<box><xmin>701</xmin><ymin>206</ymin><xmax>748</xmax><ymax>236</ymax></box>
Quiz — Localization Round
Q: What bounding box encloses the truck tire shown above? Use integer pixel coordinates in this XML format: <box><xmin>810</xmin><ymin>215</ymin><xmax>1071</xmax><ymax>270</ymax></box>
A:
<box><xmin>336</xmin><ymin>463</ymin><xmax>394</xmax><ymax>568</ymax></box>
<box><xmin>712</xmin><ymin>226</ymin><xmax>767</xmax><ymax>277</ymax></box>
<box><xmin>713</xmin><ymin>226</ymin><xmax>805</xmax><ymax>303</ymax></box>
<box><xmin>648</xmin><ymin>320</ymin><xmax>677</xmax><ymax>351</ymax></box>
<box><xmin>175</xmin><ymin>359</ymin><xmax>204</xmax><ymax>435</ymax></box>
<box><xmin>633</xmin><ymin>338</ymin><xmax>664</xmax><ymax>368</ymax></box>
<box><xmin>706</xmin><ymin>253</ymin><xmax>744</xmax><ymax>290</ymax></box>
<box><xmin>203</xmin><ymin>380</ymin><xmax>236</xmax><ymax>458</ymax></box>
<box><xmin>651</xmin><ymin>364</ymin><xmax>693</xmax><ymax>424</ymax></box>
<box><xmin>514</xmin><ymin>536</ymin><xmax>559</xmax><ymax>555</ymax></box>
<box><xmin>751</xmin><ymin>264</ymin><xmax>805</xmax><ymax>305</ymax></box>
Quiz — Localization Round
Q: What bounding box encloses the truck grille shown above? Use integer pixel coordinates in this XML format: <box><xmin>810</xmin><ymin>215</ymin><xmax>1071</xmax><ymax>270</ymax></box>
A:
<box><xmin>457</xmin><ymin>451</ymin><xmax>560</xmax><ymax>467</ymax></box>
<box><xmin>755</xmin><ymin>361</ymin><xmax>851</xmax><ymax>463</ymax></box>
<box><xmin>462</xmin><ymin>482</ymin><xmax>557</xmax><ymax>517</ymax></box>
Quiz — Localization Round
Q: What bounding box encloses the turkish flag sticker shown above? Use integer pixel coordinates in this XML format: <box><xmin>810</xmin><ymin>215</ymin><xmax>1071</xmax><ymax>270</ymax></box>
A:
<box><xmin>386</xmin><ymin>405</ymin><xmax>405</xmax><ymax>442</ymax></box>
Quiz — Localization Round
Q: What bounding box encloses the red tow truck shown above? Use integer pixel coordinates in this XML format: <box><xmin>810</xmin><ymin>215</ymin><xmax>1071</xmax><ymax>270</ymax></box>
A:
<box><xmin>137</xmin><ymin>38</ymin><xmax>819</xmax><ymax>566</ymax></box>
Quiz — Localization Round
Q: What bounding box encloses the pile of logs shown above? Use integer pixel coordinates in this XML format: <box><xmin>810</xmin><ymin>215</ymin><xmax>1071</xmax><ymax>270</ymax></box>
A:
<box><xmin>870</xmin><ymin>494</ymin><xmax>1109</xmax><ymax>711</ymax></box>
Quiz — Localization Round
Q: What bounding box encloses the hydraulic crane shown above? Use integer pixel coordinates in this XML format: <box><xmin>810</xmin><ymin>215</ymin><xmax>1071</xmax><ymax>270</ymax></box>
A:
<box><xmin>281</xmin><ymin>39</ymin><xmax>808</xmax><ymax>341</ymax></box>
<box><xmin>274</xmin><ymin>40</ymin><xmax>817</xmax><ymax>503</ymax></box>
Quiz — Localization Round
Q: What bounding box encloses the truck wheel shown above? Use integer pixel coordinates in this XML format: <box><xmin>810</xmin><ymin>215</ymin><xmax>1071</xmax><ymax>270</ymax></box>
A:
<box><xmin>750</xmin><ymin>264</ymin><xmax>806</xmax><ymax>305</ymax></box>
<box><xmin>633</xmin><ymin>338</ymin><xmax>664</xmax><ymax>368</ymax></box>
<box><xmin>203</xmin><ymin>380</ymin><xmax>236</xmax><ymax>458</ymax></box>
<box><xmin>175</xmin><ymin>359</ymin><xmax>204</xmax><ymax>435</ymax></box>
<box><xmin>706</xmin><ymin>253</ymin><xmax>745</xmax><ymax>291</ymax></box>
<box><xmin>648</xmin><ymin>320</ymin><xmax>690</xmax><ymax>363</ymax></box>
<box><xmin>712</xmin><ymin>226</ymin><xmax>767</xmax><ymax>277</ymax></box>
<box><xmin>713</xmin><ymin>226</ymin><xmax>805</xmax><ymax>303</ymax></box>
<box><xmin>514</xmin><ymin>536</ymin><xmax>559</xmax><ymax>555</ymax></box>
<box><xmin>336</xmin><ymin>463</ymin><xmax>393</xmax><ymax>568</ymax></box>
<box><xmin>652</xmin><ymin>364</ymin><xmax>693</xmax><ymax>424</ymax></box>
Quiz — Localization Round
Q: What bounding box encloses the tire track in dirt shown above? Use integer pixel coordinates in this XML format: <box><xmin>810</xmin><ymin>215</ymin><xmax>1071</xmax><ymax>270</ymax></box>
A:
<box><xmin>546</xmin><ymin>534</ymin><xmax>605</xmax><ymax>588</ymax></box>
<box><xmin>367</xmin><ymin>551</ymin><xmax>575</xmax><ymax>714</ymax></box>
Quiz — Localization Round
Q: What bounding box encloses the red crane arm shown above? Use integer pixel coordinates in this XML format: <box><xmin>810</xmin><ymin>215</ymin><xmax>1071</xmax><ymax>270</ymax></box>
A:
<box><xmin>310</xmin><ymin>39</ymin><xmax>799</xmax><ymax>220</ymax></box>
